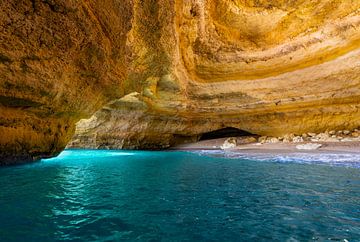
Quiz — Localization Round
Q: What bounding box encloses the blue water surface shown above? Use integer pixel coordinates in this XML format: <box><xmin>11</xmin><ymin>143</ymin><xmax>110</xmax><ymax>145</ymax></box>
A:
<box><xmin>0</xmin><ymin>149</ymin><xmax>359</xmax><ymax>241</ymax></box>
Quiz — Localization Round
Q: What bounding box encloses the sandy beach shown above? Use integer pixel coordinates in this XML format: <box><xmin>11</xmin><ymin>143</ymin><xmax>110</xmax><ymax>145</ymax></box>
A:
<box><xmin>171</xmin><ymin>137</ymin><xmax>360</xmax><ymax>154</ymax></box>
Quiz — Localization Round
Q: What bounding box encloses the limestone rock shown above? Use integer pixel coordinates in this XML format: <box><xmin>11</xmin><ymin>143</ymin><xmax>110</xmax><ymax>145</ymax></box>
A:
<box><xmin>268</xmin><ymin>138</ymin><xmax>280</xmax><ymax>144</ymax></box>
<box><xmin>292</xmin><ymin>136</ymin><xmax>304</xmax><ymax>143</ymax></box>
<box><xmin>316</xmin><ymin>133</ymin><xmax>330</xmax><ymax>141</ymax></box>
<box><xmin>301</xmin><ymin>133</ymin><xmax>308</xmax><ymax>138</ymax></box>
<box><xmin>238</xmin><ymin>136</ymin><xmax>257</xmax><ymax>144</ymax></box>
<box><xmin>352</xmin><ymin>132</ymin><xmax>359</xmax><ymax>137</ymax></box>
<box><xmin>341</xmin><ymin>137</ymin><xmax>359</xmax><ymax>142</ymax></box>
<box><xmin>1</xmin><ymin>0</ymin><xmax>360</xmax><ymax>163</ymax></box>
<box><xmin>258</xmin><ymin>136</ymin><xmax>267</xmax><ymax>144</ymax></box>
<box><xmin>329</xmin><ymin>130</ymin><xmax>336</xmax><ymax>135</ymax></box>
<box><xmin>323</xmin><ymin>137</ymin><xmax>340</xmax><ymax>142</ymax></box>
<box><xmin>282</xmin><ymin>134</ymin><xmax>294</xmax><ymax>143</ymax></box>
<box><xmin>0</xmin><ymin>0</ymin><xmax>133</xmax><ymax>163</ymax></box>
<box><xmin>282</xmin><ymin>138</ymin><xmax>290</xmax><ymax>143</ymax></box>
<box><xmin>296</xmin><ymin>143</ymin><xmax>322</xmax><ymax>150</ymax></box>
<box><xmin>220</xmin><ymin>138</ymin><xmax>237</xmax><ymax>150</ymax></box>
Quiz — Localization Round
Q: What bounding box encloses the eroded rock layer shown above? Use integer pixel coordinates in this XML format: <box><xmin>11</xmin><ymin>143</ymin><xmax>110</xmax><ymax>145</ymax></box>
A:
<box><xmin>1</xmin><ymin>0</ymin><xmax>360</xmax><ymax>162</ymax></box>
<box><xmin>0</xmin><ymin>0</ymin><xmax>133</xmax><ymax>163</ymax></box>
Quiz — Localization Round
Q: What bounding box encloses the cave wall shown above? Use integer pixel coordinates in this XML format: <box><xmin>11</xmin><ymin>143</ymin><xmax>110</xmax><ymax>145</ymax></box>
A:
<box><xmin>1</xmin><ymin>0</ymin><xmax>360</xmax><ymax>162</ymax></box>
<box><xmin>69</xmin><ymin>0</ymin><xmax>360</xmax><ymax>150</ymax></box>
<box><xmin>0</xmin><ymin>0</ymin><xmax>133</xmax><ymax>163</ymax></box>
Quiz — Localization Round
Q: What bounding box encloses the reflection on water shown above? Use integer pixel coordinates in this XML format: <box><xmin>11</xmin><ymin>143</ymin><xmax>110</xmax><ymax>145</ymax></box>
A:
<box><xmin>0</xmin><ymin>150</ymin><xmax>359</xmax><ymax>241</ymax></box>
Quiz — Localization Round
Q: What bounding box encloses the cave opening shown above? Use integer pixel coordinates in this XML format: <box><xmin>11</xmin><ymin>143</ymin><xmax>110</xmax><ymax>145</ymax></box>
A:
<box><xmin>199</xmin><ymin>127</ymin><xmax>254</xmax><ymax>141</ymax></box>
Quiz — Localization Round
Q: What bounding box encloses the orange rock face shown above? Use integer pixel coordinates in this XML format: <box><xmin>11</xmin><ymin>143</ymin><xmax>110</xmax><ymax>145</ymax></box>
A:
<box><xmin>1</xmin><ymin>0</ymin><xmax>360</xmax><ymax>162</ymax></box>
<box><xmin>0</xmin><ymin>0</ymin><xmax>133</xmax><ymax>163</ymax></box>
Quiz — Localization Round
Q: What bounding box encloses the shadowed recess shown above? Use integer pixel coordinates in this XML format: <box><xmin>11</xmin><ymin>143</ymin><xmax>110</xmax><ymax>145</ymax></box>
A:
<box><xmin>200</xmin><ymin>127</ymin><xmax>253</xmax><ymax>140</ymax></box>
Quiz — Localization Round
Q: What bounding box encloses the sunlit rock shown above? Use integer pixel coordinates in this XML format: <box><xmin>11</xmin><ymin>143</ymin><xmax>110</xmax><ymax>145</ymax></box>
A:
<box><xmin>220</xmin><ymin>138</ymin><xmax>237</xmax><ymax>150</ymax></box>
<box><xmin>1</xmin><ymin>0</ymin><xmax>360</xmax><ymax>163</ymax></box>
<box><xmin>296</xmin><ymin>143</ymin><xmax>322</xmax><ymax>150</ymax></box>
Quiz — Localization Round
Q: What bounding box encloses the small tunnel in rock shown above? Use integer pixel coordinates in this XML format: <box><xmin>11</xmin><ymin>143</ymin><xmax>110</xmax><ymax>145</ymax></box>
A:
<box><xmin>199</xmin><ymin>127</ymin><xmax>254</xmax><ymax>141</ymax></box>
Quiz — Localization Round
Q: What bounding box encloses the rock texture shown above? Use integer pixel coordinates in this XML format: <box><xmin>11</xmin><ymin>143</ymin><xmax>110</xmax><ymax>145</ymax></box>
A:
<box><xmin>1</xmin><ymin>0</ymin><xmax>360</xmax><ymax>162</ymax></box>
<box><xmin>0</xmin><ymin>0</ymin><xmax>133</xmax><ymax>163</ymax></box>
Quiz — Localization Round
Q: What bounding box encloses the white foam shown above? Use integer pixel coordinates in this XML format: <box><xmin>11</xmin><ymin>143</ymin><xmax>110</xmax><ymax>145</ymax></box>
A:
<box><xmin>194</xmin><ymin>150</ymin><xmax>360</xmax><ymax>168</ymax></box>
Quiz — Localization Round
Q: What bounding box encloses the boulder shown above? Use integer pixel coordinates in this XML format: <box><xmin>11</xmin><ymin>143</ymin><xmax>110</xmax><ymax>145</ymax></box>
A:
<box><xmin>296</xmin><ymin>143</ymin><xmax>322</xmax><ymax>150</ymax></box>
<box><xmin>220</xmin><ymin>138</ymin><xmax>237</xmax><ymax>150</ymax></box>
<box><xmin>292</xmin><ymin>136</ymin><xmax>304</xmax><ymax>143</ymax></box>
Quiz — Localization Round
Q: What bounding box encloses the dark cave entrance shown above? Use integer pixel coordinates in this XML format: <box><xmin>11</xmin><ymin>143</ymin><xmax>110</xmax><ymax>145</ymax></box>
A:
<box><xmin>199</xmin><ymin>127</ymin><xmax>254</xmax><ymax>141</ymax></box>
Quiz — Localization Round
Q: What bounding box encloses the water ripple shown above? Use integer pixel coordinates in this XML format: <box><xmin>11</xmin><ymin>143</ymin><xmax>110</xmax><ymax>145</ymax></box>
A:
<box><xmin>195</xmin><ymin>150</ymin><xmax>360</xmax><ymax>168</ymax></box>
<box><xmin>0</xmin><ymin>150</ymin><xmax>359</xmax><ymax>241</ymax></box>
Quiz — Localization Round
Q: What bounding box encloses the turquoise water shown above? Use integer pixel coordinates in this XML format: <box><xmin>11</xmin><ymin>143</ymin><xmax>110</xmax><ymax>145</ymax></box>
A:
<box><xmin>0</xmin><ymin>150</ymin><xmax>360</xmax><ymax>241</ymax></box>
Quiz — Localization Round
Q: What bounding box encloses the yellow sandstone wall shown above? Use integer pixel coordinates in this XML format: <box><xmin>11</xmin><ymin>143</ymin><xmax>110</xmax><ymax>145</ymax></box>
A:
<box><xmin>1</xmin><ymin>0</ymin><xmax>360</xmax><ymax>161</ymax></box>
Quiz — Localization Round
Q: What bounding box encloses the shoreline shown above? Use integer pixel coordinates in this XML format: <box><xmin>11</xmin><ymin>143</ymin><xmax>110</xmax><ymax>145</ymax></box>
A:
<box><xmin>170</xmin><ymin>137</ymin><xmax>360</xmax><ymax>154</ymax></box>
